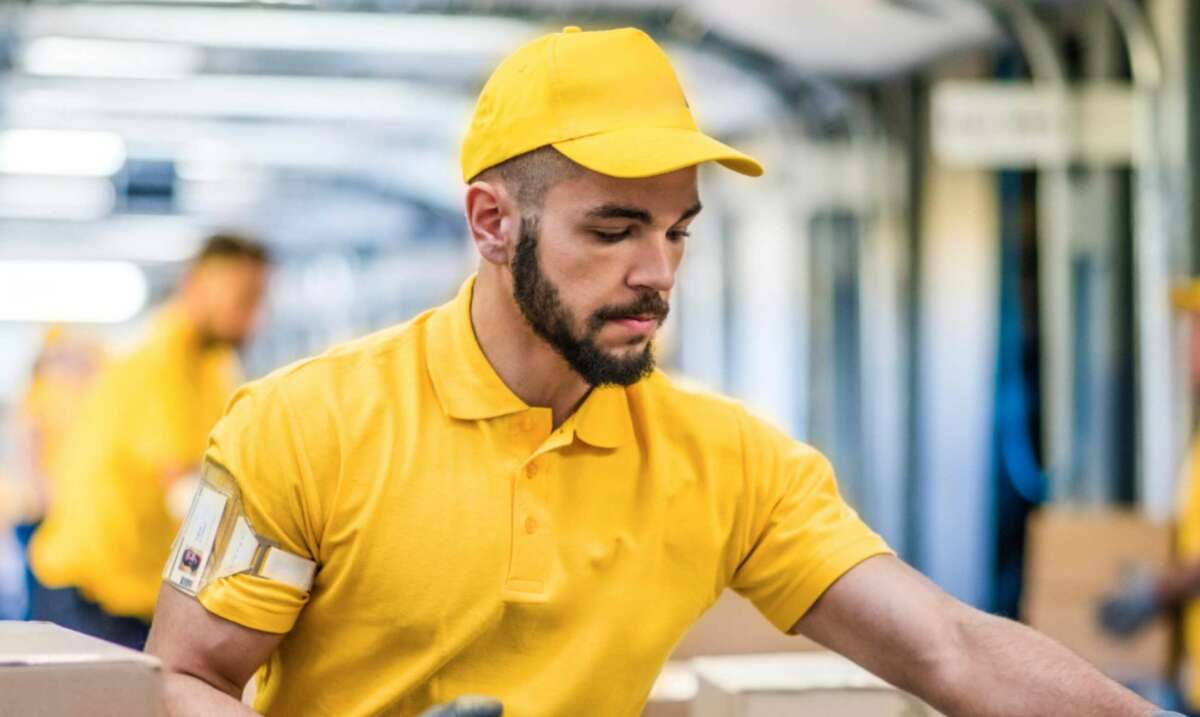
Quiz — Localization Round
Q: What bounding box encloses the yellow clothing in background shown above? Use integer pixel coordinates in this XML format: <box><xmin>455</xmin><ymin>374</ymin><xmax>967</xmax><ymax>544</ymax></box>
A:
<box><xmin>30</xmin><ymin>305</ymin><xmax>239</xmax><ymax>620</ymax></box>
<box><xmin>1178</xmin><ymin>438</ymin><xmax>1200</xmax><ymax>707</ymax></box>
<box><xmin>12</xmin><ymin>335</ymin><xmax>104</xmax><ymax>522</ymax></box>
<box><xmin>18</xmin><ymin>374</ymin><xmax>80</xmax><ymax>516</ymax></box>
<box><xmin>198</xmin><ymin>276</ymin><xmax>890</xmax><ymax>717</ymax></box>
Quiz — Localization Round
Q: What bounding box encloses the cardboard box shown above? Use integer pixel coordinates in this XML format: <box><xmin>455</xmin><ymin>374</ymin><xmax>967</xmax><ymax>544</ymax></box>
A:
<box><xmin>643</xmin><ymin>590</ymin><xmax>822</xmax><ymax>715</ymax></box>
<box><xmin>0</xmin><ymin>621</ymin><xmax>165</xmax><ymax>716</ymax></box>
<box><xmin>643</xmin><ymin>592</ymin><xmax>820</xmax><ymax>714</ymax></box>
<box><xmin>670</xmin><ymin>590</ymin><xmax>819</xmax><ymax>659</ymax></box>
<box><xmin>643</xmin><ymin>661</ymin><xmax>696</xmax><ymax>717</ymax></box>
<box><xmin>689</xmin><ymin>652</ymin><xmax>942</xmax><ymax>717</ymax></box>
<box><xmin>1025</xmin><ymin>509</ymin><xmax>1172</xmax><ymax>593</ymax></box>
<box><xmin>1022</xmin><ymin>509</ymin><xmax>1173</xmax><ymax>679</ymax></box>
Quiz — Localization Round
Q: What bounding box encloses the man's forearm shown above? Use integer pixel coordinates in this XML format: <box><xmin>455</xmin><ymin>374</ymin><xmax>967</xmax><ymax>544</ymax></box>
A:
<box><xmin>922</xmin><ymin>610</ymin><xmax>1156</xmax><ymax>717</ymax></box>
<box><xmin>162</xmin><ymin>672</ymin><xmax>257</xmax><ymax>716</ymax></box>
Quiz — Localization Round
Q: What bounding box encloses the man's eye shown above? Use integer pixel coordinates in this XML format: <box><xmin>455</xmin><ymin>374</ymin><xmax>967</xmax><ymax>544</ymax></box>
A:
<box><xmin>668</xmin><ymin>230</ymin><xmax>691</xmax><ymax>242</ymax></box>
<box><xmin>593</xmin><ymin>230</ymin><xmax>631</xmax><ymax>242</ymax></box>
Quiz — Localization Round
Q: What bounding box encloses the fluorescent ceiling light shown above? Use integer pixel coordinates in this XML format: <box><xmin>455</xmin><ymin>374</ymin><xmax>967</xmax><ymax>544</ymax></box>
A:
<box><xmin>2</xmin><ymin>76</ymin><xmax>471</xmax><ymax>127</ymax></box>
<box><xmin>0</xmin><ymin>216</ymin><xmax>203</xmax><ymax>263</ymax></box>
<box><xmin>22</xmin><ymin>7</ymin><xmax>536</xmax><ymax>58</ymax></box>
<box><xmin>0</xmin><ymin>176</ymin><xmax>115</xmax><ymax>221</ymax></box>
<box><xmin>0</xmin><ymin>260</ymin><xmax>148</xmax><ymax>323</ymax></box>
<box><xmin>0</xmin><ymin>129</ymin><xmax>126</xmax><ymax>177</ymax></box>
<box><xmin>19</xmin><ymin>37</ymin><xmax>203</xmax><ymax>79</ymax></box>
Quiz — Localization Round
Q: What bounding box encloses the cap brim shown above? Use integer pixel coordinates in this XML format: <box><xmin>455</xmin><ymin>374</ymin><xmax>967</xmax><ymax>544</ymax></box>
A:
<box><xmin>553</xmin><ymin>127</ymin><xmax>763</xmax><ymax>179</ymax></box>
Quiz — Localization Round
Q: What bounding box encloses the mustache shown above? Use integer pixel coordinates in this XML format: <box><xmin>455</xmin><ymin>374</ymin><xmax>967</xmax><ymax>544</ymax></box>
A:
<box><xmin>589</xmin><ymin>292</ymin><xmax>670</xmax><ymax>329</ymax></box>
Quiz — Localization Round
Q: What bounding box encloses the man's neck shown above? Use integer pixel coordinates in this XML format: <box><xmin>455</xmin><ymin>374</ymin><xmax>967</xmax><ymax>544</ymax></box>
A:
<box><xmin>470</xmin><ymin>268</ymin><xmax>591</xmax><ymax>428</ymax></box>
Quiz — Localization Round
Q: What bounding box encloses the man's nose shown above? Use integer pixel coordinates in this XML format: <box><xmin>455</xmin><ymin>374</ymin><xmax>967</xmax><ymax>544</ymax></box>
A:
<box><xmin>628</xmin><ymin>234</ymin><xmax>678</xmax><ymax>294</ymax></box>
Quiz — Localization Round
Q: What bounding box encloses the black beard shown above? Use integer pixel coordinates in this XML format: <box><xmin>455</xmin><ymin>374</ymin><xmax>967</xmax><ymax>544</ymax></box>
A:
<box><xmin>510</xmin><ymin>216</ymin><xmax>668</xmax><ymax>387</ymax></box>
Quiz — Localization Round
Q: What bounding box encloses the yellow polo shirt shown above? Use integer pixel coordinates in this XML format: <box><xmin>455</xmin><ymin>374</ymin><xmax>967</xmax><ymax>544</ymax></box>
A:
<box><xmin>197</xmin><ymin>276</ymin><xmax>890</xmax><ymax>716</ymax></box>
<box><xmin>30</xmin><ymin>305</ymin><xmax>238</xmax><ymax>619</ymax></box>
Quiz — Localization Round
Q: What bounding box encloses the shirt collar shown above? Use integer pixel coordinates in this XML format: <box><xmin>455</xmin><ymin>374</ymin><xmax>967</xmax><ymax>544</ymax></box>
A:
<box><xmin>425</xmin><ymin>275</ymin><xmax>634</xmax><ymax>448</ymax></box>
<box><xmin>426</xmin><ymin>275</ymin><xmax>527</xmax><ymax>421</ymax></box>
<box><xmin>572</xmin><ymin>383</ymin><xmax>634</xmax><ymax>449</ymax></box>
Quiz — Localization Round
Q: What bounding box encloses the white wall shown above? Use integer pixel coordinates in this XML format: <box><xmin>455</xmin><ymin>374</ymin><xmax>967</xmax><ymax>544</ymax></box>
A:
<box><xmin>917</xmin><ymin>157</ymin><xmax>999</xmax><ymax>607</ymax></box>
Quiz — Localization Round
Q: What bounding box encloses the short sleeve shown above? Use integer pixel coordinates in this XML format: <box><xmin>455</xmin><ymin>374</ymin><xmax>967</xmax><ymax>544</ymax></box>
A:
<box><xmin>195</xmin><ymin>380</ymin><xmax>325</xmax><ymax>634</ymax></box>
<box><xmin>729</xmin><ymin>412</ymin><xmax>892</xmax><ymax>633</ymax></box>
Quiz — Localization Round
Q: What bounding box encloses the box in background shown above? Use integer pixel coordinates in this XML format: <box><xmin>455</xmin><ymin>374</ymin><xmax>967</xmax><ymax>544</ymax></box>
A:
<box><xmin>1023</xmin><ymin>509</ymin><xmax>1174</xmax><ymax>680</ymax></box>
<box><xmin>0</xmin><ymin>621</ymin><xmax>165</xmax><ymax>717</ymax></box>
<box><xmin>643</xmin><ymin>661</ymin><xmax>696</xmax><ymax>717</ymax></box>
<box><xmin>669</xmin><ymin>590</ymin><xmax>819</xmax><ymax>659</ymax></box>
<box><xmin>689</xmin><ymin>652</ymin><xmax>942</xmax><ymax>717</ymax></box>
<box><xmin>644</xmin><ymin>590</ymin><xmax>822</xmax><ymax>715</ymax></box>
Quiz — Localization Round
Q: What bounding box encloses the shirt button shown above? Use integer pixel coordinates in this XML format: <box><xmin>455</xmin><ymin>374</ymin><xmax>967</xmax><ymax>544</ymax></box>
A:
<box><xmin>526</xmin><ymin>463</ymin><xmax>538</xmax><ymax>478</ymax></box>
<box><xmin>524</xmin><ymin>516</ymin><xmax>538</xmax><ymax>534</ymax></box>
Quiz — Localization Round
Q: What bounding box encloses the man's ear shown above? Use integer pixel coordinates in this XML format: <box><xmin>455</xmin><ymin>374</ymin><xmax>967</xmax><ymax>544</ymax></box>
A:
<box><xmin>465</xmin><ymin>180</ymin><xmax>519</xmax><ymax>266</ymax></box>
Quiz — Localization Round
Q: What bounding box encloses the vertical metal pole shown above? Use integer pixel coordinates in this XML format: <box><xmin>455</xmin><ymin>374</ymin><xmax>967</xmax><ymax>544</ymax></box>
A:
<box><xmin>846</xmin><ymin>92</ymin><xmax>909</xmax><ymax>551</ymax></box>
<box><xmin>1105</xmin><ymin>0</ymin><xmax>1175</xmax><ymax>517</ymax></box>
<box><xmin>903</xmin><ymin>76</ymin><xmax>927</xmax><ymax>565</ymax></box>
<box><xmin>1000</xmin><ymin>1</ymin><xmax>1074</xmax><ymax>502</ymax></box>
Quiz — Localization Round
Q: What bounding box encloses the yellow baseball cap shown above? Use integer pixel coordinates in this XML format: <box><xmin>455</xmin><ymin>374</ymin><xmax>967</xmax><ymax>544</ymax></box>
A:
<box><xmin>1172</xmin><ymin>279</ymin><xmax>1200</xmax><ymax>312</ymax></box>
<box><xmin>461</xmin><ymin>26</ymin><xmax>764</xmax><ymax>182</ymax></box>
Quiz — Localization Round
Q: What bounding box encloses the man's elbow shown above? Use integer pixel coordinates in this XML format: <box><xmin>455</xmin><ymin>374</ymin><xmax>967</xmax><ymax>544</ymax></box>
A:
<box><xmin>147</xmin><ymin>633</ymin><xmax>244</xmax><ymax>700</ymax></box>
<box><xmin>157</xmin><ymin>668</ymin><xmax>257</xmax><ymax>717</ymax></box>
<box><xmin>166</xmin><ymin>661</ymin><xmax>244</xmax><ymax>699</ymax></box>
<box><xmin>895</xmin><ymin>605</ymin><xmax>980</xmax><ymax>710</ymax></box>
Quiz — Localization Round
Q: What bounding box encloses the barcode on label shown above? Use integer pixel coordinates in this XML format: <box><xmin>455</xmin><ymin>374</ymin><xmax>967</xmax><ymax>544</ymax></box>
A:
<box><xmin>180</xmin><ymin>577</ymin><xmax>193</xmax><ymax>589</ymax></box>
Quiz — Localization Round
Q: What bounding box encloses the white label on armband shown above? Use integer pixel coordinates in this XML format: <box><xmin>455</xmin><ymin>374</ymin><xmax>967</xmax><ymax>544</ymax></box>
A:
<box><xmin>215</xmin><ymin>516</ymin><xmax>258</xmax><ymax>579</ymax></box>
<box><xmin>167</xmin><ymin>484</ymin><xmax>227</xmax><ymax>592</ymax></box>
<box><xmin>260</xmin><ymin>546</ymin><xmax>317</xmax><ymax>591</ymax></box>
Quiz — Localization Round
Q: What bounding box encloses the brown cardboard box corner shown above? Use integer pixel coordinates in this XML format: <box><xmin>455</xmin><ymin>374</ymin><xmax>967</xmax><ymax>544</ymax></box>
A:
<box><xmin>0</xmin><ymin>621</ymin><xmax>165</xmax><ymax>717</ymax></box>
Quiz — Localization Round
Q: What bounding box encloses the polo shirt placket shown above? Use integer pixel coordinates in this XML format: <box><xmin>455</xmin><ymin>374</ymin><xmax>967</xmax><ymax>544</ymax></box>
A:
<box><xmin>503</xmin><ymin>407</ymin><xmax>565</xmax><ymax>600</ymax></box>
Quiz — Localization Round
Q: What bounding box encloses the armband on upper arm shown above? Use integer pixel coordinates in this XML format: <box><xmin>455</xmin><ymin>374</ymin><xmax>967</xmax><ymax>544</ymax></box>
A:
<box><xmin>163</xmin><ymin>460</ymin><xmax>317</xmax><ymax>596</ymax></box>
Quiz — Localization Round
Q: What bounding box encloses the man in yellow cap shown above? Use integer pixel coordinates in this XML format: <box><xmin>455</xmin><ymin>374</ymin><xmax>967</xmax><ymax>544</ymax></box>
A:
<box><xmin>147</xmin><ymin>27</ymin><xmax>1169</xmax><ymax>716</ymax></box>
<box><xmin>29</xmin><ymin>233</ymin><xmax>269</xmax><ymax>649</ymax></box>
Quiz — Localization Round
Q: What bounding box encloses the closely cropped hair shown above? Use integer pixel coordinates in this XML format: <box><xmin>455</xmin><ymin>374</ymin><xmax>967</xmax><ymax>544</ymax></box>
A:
<box><xmin>194</xmin><ymin>232</ymin><xmax>271</xmax><ymax>267</ymax></box>
<box><xmin>474</xmin><ymin>146</ymin><xmax>583</xmax><ymax>211</ymax></box>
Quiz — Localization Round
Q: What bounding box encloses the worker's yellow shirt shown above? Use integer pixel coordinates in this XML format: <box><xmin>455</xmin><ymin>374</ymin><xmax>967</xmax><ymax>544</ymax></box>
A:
<box><xmin>198</xmin><ymin>276</ymin><xmax>891</xmax><ymax>717</ymax></box>
<box><xmin>30</xmin><ymin>305</ymin><xmax>238</xmax><ymax>619</ymax></box>
<box><xmin>1178</xmin><ymin>437</ymin><xmax>1200</xmax><ymax>707</ymax></box>
<box><xmin>14</xmin><ymin>345</ymin><xmax>103</xmax><ymax>522</ymax></box>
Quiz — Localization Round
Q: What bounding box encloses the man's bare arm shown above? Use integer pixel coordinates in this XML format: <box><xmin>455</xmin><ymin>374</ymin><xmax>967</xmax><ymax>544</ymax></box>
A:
<box><xmin>792</xmin><ymin>555</ymin><xmax>1158</xmax><ymax>717</ymax></box>
<box><xmin>146</xmin><ymin>584</ymin><xmax>285</xmax><ymax>716</ymax></box>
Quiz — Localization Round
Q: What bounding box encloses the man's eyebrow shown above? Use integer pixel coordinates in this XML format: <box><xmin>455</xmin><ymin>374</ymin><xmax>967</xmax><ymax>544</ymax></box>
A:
<box><xmin>585</xmin><ymin>204</ymin><xmax>653</xmax><ymax>224</ymax></box>
<box><xmin>583</xmin><ymin>201</ymin><xmax>703</xmax><ymax>226</ymax></box>
<box><xmin>677</xmin><ymin>202</ymin><xmax>703</xmax><ymax>224</ymax></box>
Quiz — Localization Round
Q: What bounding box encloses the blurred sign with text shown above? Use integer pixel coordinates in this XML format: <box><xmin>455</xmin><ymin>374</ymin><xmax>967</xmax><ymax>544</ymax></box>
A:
<box><xmin>932</xmin><ymin>81</ymin><xmax>1135</xmax><ymax>168</ymax></box>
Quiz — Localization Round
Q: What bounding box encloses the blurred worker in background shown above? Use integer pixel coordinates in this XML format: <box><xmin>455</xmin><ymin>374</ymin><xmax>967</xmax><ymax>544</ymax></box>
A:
<box><xmin>1101</xmin><ymin>279</ymin><xmax>1200</xmax><ymax>713</ymax></box>
<box><xmin>8</xmin><ymin>327</ymin><xmax>105</xmax><ymax>523</ymax></box>
<box><xmin>148</xmin><ymin>27</ymin><xmax>1172</xmax><ymax>717</ymax></box>
<box><xmin>1</xmin><ymin>327</ymin><xmax>104</xmax><ymax>617</ymax></box>
<box><xmin>27</xmin><ymin>234</ymin><xmax>270</xmax><ymax>649</ymax></box>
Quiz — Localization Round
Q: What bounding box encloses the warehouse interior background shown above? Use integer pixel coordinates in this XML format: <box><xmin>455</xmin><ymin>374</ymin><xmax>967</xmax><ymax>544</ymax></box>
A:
<box><xmin>0</xmin><ymin>0</ymin><xmax>1198</xmax><ymax>711</ymax></box>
